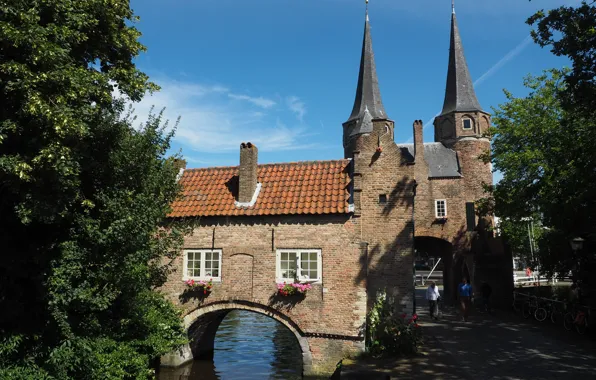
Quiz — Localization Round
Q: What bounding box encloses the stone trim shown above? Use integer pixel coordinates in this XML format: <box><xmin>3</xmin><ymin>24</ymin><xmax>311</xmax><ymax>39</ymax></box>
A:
<box><xmin>184</xmin><ymin>300</ymin><xmax>313</xmax><ymax>371</ymax></box>
<box><xmin>234</xmin><ymin>182</ymin><xmax>262</xmax><ymax>208</ymax></box>
<box><xmin>303</xmin><ymin>332</ymin><xmax>365</xmax><ymax>341</ymax></box>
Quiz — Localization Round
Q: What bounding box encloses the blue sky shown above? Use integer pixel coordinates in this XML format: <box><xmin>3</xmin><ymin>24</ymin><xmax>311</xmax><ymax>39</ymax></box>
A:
<box><xmin>128</xmin><ymin>0</ymin><xmax>574</xmax><ymax>174</ymax></box>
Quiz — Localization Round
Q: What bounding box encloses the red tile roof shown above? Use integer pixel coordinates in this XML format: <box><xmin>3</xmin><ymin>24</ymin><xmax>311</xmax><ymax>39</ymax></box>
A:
<box><xmin>169</xmin><ymin>159</ymin><xmax>352</xmax><ymax>217</ymax></box>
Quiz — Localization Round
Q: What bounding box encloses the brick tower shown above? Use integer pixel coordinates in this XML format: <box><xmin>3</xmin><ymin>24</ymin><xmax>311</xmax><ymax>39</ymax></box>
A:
<box><xmin>433</xmin><ymin>6</ymin><xmax>492</xmax><ymax>204</ymax></box>
<box><xmin>342</xmin><ymin>4</ymin><xmax>415</xmax><ymax>312</ymax></box>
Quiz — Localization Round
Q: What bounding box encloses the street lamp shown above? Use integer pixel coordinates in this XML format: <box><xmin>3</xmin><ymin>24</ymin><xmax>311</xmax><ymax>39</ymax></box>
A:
<box><xmin>570</xmin><ymin>237</ymin><xmax>585</xmax><ymax>251</ymax></box>
<box><xmin>569</xmin><ymin>237</ymin><xmax>585</xmax><ymax>284</ymax></box>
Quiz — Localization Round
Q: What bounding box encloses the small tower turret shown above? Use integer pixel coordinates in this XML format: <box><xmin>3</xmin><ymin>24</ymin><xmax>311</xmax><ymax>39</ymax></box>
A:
<box><xmin>434</xmin><ymin>4</ymin><xmax>493</xmax><ymax>204</ymax></box>
<box><xmin>343</xmin><ymin>3</ymin><xmax>393</xmax><ymax>158</ymax></box>
<box><xmin>433</xmin><ymin>6</ymin><xmax>491</xmax><ymax>146</ymax></box>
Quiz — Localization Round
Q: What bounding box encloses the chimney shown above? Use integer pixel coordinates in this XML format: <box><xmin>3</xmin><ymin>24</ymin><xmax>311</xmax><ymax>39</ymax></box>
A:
<box><xmin>238</xmin><ymin>142</ymin><xmax>258</xmax><ymax>203</ymax></box>
<box><xmin>413</xmin><ymin>120</ymin><xmax>424</xmax><ymax>161</ymax></box>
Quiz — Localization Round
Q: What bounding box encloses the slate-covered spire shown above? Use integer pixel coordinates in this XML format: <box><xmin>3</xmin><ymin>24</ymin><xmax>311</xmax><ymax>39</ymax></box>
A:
<box><xmin>440</xmin><ymin>8</ymin><xmax>483</xmax><ymax>115</ymax></box>
<box><xmin>345</xmin><ymin>3</ymin><xmax>387</xmax><ymax>125</ymax></box>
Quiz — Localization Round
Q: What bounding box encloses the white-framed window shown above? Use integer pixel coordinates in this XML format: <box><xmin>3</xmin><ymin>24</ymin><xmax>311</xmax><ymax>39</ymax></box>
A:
<box><xmin>462</xmin><ymin>118</ymin><xmax>472</xmax><ymax>130</ymax></box>
<box><xmin>435</xmin><ymin>199</ymin><xmax>447</xmax><ymax>218</ymax></box>
<box><xmin>276</xmin><ymin>249</ymin><xmax>322</xmax><ymax>283</ymax></box>
<box><xmin>183</xmin><ymin>249</ymin><xmax>222</xmax><ymax>281</ymax></box>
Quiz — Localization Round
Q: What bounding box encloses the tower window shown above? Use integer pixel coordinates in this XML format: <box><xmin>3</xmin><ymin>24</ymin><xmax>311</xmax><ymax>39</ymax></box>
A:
<box><xmin>379</xmin><ymin>194</ymin><xmax>387</xmax><ymax>204</ymax></box>
<box><xmin>462</xmin><ymin>118</ymin><xmax>472</xmax><ymax>130</ymax></box>
<box><xmin>435</xmin><ymin>199</ymin><xmax>447</xmax><ymax>218</ymax></box>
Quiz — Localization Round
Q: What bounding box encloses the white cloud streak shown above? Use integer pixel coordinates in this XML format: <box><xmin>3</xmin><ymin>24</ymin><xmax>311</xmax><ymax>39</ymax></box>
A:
<box><xmin>118</xmin><ymin>77</ymin><xmax>316</xmax><ymax>161</ymax></box>
<box><xmin>473</xmin><ymin>35</ymin><xmax>533</xmax><ymax>87</ymax></box>
<box><xmin>228</xmin><ymin>93</ymin><xmax>276</xmax><ymax>109</ymax></box>
<box><xmin>404</xmin><ymin>33</ymin><xmax>537</xmax><ymax>143</ymax></box>
<box><xmin>286</xmin><ymin>96</ymin><xmax>307</xmax><ymax>121</ymax></box>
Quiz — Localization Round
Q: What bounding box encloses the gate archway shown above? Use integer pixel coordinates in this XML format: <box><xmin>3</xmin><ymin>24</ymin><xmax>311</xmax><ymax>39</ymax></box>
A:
<box><xmin>414</xmin><ymin>236</ymin><xmax>456</xmax><ymax>302</ymax></box>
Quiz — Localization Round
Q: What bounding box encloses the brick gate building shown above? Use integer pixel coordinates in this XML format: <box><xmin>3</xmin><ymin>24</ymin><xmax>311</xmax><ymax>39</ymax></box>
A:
<box><xmin>160</xmin><ymin>5</ymin><xmax>510</xmax><ymax>377</ymax></box>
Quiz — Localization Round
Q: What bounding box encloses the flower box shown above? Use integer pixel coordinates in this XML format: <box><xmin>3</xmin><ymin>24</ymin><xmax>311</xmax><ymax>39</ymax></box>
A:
<box><xmin>277</xmin><ymin>282</ymin><xmax>313</xmax><ymax>297</ymax></box>
<box><xmin>185</xmin><ymin>278</ymin><xmax>213</xmax><ymax>295</ymax></box>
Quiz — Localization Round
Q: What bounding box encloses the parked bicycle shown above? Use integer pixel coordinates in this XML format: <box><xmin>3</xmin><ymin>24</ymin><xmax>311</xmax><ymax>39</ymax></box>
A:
<box><xmin>564</xmin><ymin>305</ymin><xmax>592</xmax><ymax>335</ymax></box>
<box><xmin>548</xmin><ymin>300</ymin><xmax>566</xmax><ymax>325</ymax></box>
<box><xmin>523</xmin><ymin>295</ymin><xmax>540</xmax><ymax>320</ymax></box>
<box><xmin>533</xmin><ymin>298</ymin><xmax>549</xmax><ymax>322</ymax></box>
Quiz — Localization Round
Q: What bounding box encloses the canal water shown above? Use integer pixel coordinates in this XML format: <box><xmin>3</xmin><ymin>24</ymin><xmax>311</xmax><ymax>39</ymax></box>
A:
<box><xmin>157</xmin><ymin>310</ymin><xmax>303</xmax><ymax>380</ymax></box>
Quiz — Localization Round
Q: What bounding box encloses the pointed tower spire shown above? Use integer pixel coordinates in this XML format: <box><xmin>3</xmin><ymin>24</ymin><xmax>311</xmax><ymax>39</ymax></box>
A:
<box><xmin>440</xmin><ymin>10</ymin><xmax>483</xmax><ymax>115</ymax></box>
<box><xmin>345</xmin><ymin>1</ymin><xmax>387</xmax><ymax>127</ymax></box>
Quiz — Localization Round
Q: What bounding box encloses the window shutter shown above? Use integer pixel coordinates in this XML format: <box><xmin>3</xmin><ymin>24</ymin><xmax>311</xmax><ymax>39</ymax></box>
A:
<box><xmin>466</xmin><ymin>202</ymin><xmax>475</xmax><ymax>231</ymax></box>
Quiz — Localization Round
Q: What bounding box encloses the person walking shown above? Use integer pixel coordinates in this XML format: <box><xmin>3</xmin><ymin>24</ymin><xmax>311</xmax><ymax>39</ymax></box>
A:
<box><xmin>426</xmin><ymin>281</ymin><xmax>441</xmax><ymax>320</ymax></box>
<box><xmin>458</xmin><ymin>277</ymin><xmax>473</xmax><ymax>322</ymax></box>
<box><xmin>481</xmin><ymin>281</ymin><xmax>492</xmax><ymax>313</ymax></box>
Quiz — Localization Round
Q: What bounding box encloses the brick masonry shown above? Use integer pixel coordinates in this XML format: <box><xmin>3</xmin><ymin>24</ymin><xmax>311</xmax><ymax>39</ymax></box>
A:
<box><xmin>160</xmin><ymin>215</ymin><xmax>367</xmax><ymax>376</ymax></box>
<box><xmin>160</xmin><ymin>110</ymin><xmax>508</xmax><ymax>376</ymax></box>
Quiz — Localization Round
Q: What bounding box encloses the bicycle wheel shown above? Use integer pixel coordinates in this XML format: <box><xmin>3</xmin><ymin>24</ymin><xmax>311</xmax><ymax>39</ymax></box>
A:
<box><xmin>551</xmin><ymin>311</ymin><xmax>562</xmax><ymax>324</ymax></box>
<box><xmin>535</xmin><ymin>308</ymin><xmax>547</xmax><ymax>322</ymax></box>
<box><xmin>576</xmin><ymin>321</ymin><xmax>587</xmax><ymax>335</ymax></box>
<box><xmin>563</xmin><ymin>312</ymin><xmax>574</xmax><ymax>331</ymax></box>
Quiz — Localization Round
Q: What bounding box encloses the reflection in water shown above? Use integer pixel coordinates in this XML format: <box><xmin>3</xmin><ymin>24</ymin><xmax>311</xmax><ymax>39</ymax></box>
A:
<box><xmin>157</xmin><ymin>310</ymin><xmax>302</xmax><ymax>380</ymax></box>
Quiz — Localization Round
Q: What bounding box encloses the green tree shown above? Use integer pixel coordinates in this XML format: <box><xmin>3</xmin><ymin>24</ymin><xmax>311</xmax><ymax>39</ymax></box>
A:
<box><xmin>528</xmin><ymin>1</ymin><xmax>596</xmax><ymax>117</ymax></box>
<box><xmin>489</xmin><ymin>69</ymin><xmax>595</xmax><ymax>278</ymax></box>
<box><xmin>0</xmin><ymin>1</ymin><xmax>188</xmax><ymax>378</ymax></box>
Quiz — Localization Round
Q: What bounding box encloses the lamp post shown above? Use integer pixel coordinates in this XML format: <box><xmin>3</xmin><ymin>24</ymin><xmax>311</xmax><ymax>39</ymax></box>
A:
<box><xmin>570</xmin><ymin>237</ymin><xmax>585</xmax><ymax>283</ymax></box>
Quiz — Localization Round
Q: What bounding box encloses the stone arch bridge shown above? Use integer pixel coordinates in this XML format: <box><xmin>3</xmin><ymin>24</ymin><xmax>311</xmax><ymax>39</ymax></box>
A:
<box><xmin>160</xmin><ymin>297</ymin><xmax>365</xmax><ymax>377</ymax></box>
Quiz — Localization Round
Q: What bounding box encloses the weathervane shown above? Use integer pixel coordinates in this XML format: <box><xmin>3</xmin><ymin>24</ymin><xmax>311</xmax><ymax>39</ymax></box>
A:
<box><xmin>452</xmin><ymin>0</ymin><xmax>455</xmax><ymax>14</ymax></box>
<box><xmin>366</xmin><ymin>0</ymin><xmax>369</xmax><ymax>21</ymax></box>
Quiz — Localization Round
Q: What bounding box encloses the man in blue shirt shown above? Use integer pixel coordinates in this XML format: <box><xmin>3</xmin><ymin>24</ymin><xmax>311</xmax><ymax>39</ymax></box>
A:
<box><xmin>458</xmin><ymin>278</ymin><xmax>472</xmax><ymax>322</ymax></box>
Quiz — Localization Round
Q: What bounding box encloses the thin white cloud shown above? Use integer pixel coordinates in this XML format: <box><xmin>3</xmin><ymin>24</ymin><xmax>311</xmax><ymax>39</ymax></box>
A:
<box><xmin>117</xmin><ymin>77</ymin><xmax>316</xmax><ymax>158</ymax></box>
<box><xmin>473</xmin><ymin>35</ymin><xmax>533</xmax><ymax>87</ymax></box>
<box><xmin>228</xmin><ymin>93</ymin><xmax>276</xmax><ymax>109</ymax></box>
<box><xmin>286</xmin><ymin>96</ymin><xmax>307</xmax><ymax>121</ymax></box>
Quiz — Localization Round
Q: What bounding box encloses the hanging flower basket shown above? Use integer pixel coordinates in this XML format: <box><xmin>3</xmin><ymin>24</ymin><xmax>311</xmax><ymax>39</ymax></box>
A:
<box><xmin>185</xmin><ymin>279</ymin><xmax>213</xmax><ymax>295</ymax></box>
<box><xmin>277</xmin><ymin>282</ymin><xmax>312</xmax><ymax>297</ymax></box>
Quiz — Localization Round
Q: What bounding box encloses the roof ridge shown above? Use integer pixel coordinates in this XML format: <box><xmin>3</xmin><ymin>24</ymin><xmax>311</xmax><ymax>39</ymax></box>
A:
<box><xmin>183</xmin><ymin>158</ymin><xmax>351</xmax><ymax>171</ymax></box>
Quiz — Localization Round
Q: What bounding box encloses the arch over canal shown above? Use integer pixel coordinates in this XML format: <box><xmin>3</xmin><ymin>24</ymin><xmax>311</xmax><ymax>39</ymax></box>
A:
<box><xmin>161</xmin><ymin>300</ymin><xmax>313</xmax><ymax>376</ymax></box>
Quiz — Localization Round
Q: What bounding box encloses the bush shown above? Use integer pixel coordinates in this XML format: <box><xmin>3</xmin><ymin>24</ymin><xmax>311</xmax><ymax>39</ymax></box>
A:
<box><xmin>366</xmin><ymin>291</ymin><xmax>422</xmax><ymax>356</ymax></box>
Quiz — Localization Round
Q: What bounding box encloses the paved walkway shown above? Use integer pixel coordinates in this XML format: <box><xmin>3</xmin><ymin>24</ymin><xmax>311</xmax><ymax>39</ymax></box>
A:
<box><xmin>341</xmin><ymin>288</ymin><xmax>596</xmax><ymax>379</ymax></box>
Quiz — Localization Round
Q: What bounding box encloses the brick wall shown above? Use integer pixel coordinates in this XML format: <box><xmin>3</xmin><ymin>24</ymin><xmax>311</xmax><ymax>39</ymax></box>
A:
<box><xmin>350</xmin><ymin>119</ymin><xmax>416</xmax><ymax>312</ymax></box>
<box><xmin>160</xmin><ymin>214</ymin><xmax>366</xmax><ymax>337</ymax></box>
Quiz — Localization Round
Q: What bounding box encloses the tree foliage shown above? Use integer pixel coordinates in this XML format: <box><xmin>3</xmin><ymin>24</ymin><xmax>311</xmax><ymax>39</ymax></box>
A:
<box><xmin>528</xmin><ymin>1</ymin><xmax>596</xmax><ymax>116</ymax></box>
<box><xmin>0</xmin><ymin>1</ymin><xmax>188</xmax><ymax>378</ymax></box>
<box><xmin>489</xmin><ymin>69</ymin><xmax>595</xmax><ymax>278</ymax></box>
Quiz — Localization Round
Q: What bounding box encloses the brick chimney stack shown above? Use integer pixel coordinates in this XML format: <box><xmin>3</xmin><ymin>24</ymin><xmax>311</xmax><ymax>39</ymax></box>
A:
<box><xmin>413</xmin><ymin>120</ymin><xmax>424</xmax><ymax>161</ymax></box>
<box><xmin>238</xmin><ymin>142</ymin><xmax>258</xmax><ymax>203</ymax></box>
